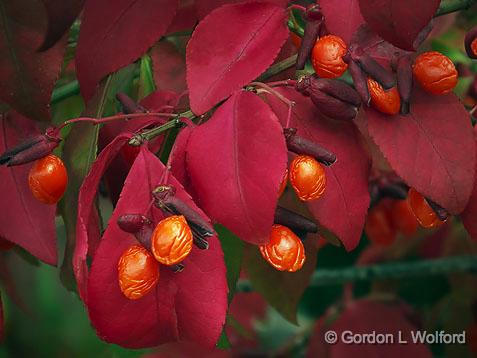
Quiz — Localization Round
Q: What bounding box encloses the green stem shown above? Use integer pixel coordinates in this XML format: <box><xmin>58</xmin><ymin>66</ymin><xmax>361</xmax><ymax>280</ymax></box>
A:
<box><xmin>435</xmin><ymin>0</ymin><xmax>477</xmax><ymax>16</ymax></box>
<box><xmin>51</xmin><ymin>80</ymin><xmax>80</xmax><ymax>104</ymax></box>
<box><xmin>287</xmin><ymin>19</ymin><xmax>304</xmax><ymax>37</ymax></box>
<box><xmin>236</xmin><ymin>256</ymin><xmax>477</xmax><ymax>292</ymax></box>
<box><xmin>257</xmin><ymin>54</ymin><xmax>298</xmax><ymax>82</ymax></box>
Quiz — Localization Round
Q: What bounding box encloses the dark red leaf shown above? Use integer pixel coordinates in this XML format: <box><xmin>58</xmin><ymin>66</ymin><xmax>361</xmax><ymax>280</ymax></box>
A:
<box><xmin>358</xmin><ymin>0</ymin><xmax>440</xmax><ymax>51</ymax></box>
<box><xmin>169</xmin><ymin>125</ymin><xmax>194</xmax><ymax>189</ymax></box>
<box><xmin>321</xmin><ymin>0</ymin><xmax>365</xmax><ymax>44</ymax></box>
<box><xmin>151</xmin><ymin>42</ymin><xmax>187</xmax><ymax>94</ymax></box>
<box><xmin>166</xmin><ymin>0</ymin><xmax>198</xmax><ymax>34</ymax></box>
<box><xmin>356</xmin><ymin>89</ymin><xmax>475</xmax><ymax>214</ymax></box>
<box><xmin>87</xmin><ymin>147</ymin><xmax>227</xmax><ymax>348</ymax></box>
<box><xmin>186</xmin><ymin>1</ymin><xmax>289</xmax><ymax>115</ymax></box>
<box><xmin>195</xmin><ymin>0</ymin><xmax>288</xmax><ymax>19</ymax></box>
<box><xmin>307</xmin><ymin>299</ymin><xmax>432</xmax><ymax>357</ymax></box>
<box><xmin>39</xmin><ymin>0</ymin><xmax>84</xmax><ymax>50</ymax></box>
<box><xmin>461</xmin><ymin>128</ymin><xmax>477</xmax><ymax>240</ymax></box>
<box><xmin>186</xmin><ymin>91</ymin><xmax>288</xmax><ymax>245</ymax></box>
<box><xmin>75</xmin><ymin>133</ymin><xmax>132</xmax><ymax>301</ymax></box>
<box><xmin>76</xmin><ymin>0</ymin><xmax>179</xmax><ymax>100</ymax></box>
<box><xmin>0</xmin><ymin>0</ymin><xmax>66</xmax><ymax>121</ymax></box>
<box><xmin>0</xmin><ymin>112</ymin><xmax>56</xmax><ymax>264</ymax></box>
<box><xmin>265</xmin><ymin>88</ymin><xmax>370</xmax><ymax>251</ymax></box>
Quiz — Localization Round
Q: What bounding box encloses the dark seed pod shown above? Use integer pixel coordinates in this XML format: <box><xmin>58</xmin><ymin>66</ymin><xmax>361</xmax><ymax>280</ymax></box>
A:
<box><xmin>354</xmin><ymin>53</ymin><xmax>396</xmax><ymax>90</ymax></box>
<box><xmin>465</xmin><ymin>26</ymin><xmax>477</xmax><ymax>59</ymax></box>
<box><xmin>116</xmin><ymin>93</ymin><xmax>146</xmax><ymax>114</ymax></box>
<box><xmin>425</xmin><ymin>198</ymin><xmax>449</xmax><ymax>222</ymax></box>
<box><xmin>296</xmin><ymin>4</ymin><xmax>324</xmax><ymax>70</ymax></box>
<box><xmin>296</xmin><ymin>75</ymin><xmax>360</xmax><ymax>121</ymax></box>
<box><xmin>369</xmin><ymin>182</ymin><xmax>381</xmax><ymax>208</ymax></box>
<box><xmin>0</xmin><ymin>129</ymin><xmax>61</xmax><ymax>166</ymax></box>
<box><xmin>397</xmin><ymin>55</ymin><xmax>413</xmax><ymax>114</ymax></box>
<box><xmin>379</xmin><ymin>183</ymin><xmax>408</xmax><ymax>200</ymax></box>
<box><xmin>284</xmin><ymin>127</ymin><xmax>336</xmax><ymax>166</ymax></box>
<box><xmin>153</xmin><ymin>185</ymin><xmax>214</xmax><ymax>250</ymax></box>
<box><xmin>117</xmin><ymin>214</ymin><xmax>154</xmax><ymax>250</ymax></box>
<box><xmin>348</xmin><ymin>59</ymin><xmax>370</xmax><ymax>105</ymax></box>
<box><xmin>274</xmin><ymin>206</ymin><xmax>318</xmax><ymax>233</ymax></box>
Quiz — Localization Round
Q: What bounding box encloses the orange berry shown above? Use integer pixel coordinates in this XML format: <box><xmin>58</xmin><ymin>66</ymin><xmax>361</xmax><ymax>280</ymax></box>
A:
<box><xmin>151</xmin><ymin>215</ymin><xmax>193</xmax><ymax>266</ymax></box>
<box><xmin>412</xmin><ymin>51</ymin><xmax>458</xmax><ymax>95</ymax></box>
<box><xmin>365</xmin><ymin>201</ymin><xmax>396</xmax><ymax>246</ymax></box>
<box><xmin>311</xmin><ymin>35</ymin><xmax>348</xmax><ymax>78</ymax></box>
<box><xmin>28</xmin><ymin>154</ymin><xmax>68</xmax><ymax>204</ymax></box>
<box><xmin>117</xmin><ymin>244</ymin><xmax>159</xmax><ymax>300</ymax></box>
<box><xmin>391</xmin><ymin>199</ymin><xmax>419</xmax><ymax>237</ymax></box>
<box><xmin>471</xmin><ymin>38</ymin><xmax>477</xmax><ymax>57</ymax></box>
<box><xmin>407</xmin><ymin>188</ymin><xmax>445</xmax><ymax>228</ymax></box>
<box><xmin>289</xmin><ymin>155</ymin><xmax>326</xmax><ymax>201</ymax></box>
<box><xmin>367</xmin><ymin>78</ymin><xmax>401</xmax><ymax>115</ymax></box>
<box><xmin>278</xmin><ymin>169</ymin><xmax>288</xmax><ymax>197</ymax></box>
<box><xmin>290</xmin><ymin>32</ymin><xmax>302</xmax><ymax>49</ymax></box>
<box><xmin>260</xmin><ymin>224</ymin><xmax>305</xmax><ymax>272</ymax></box>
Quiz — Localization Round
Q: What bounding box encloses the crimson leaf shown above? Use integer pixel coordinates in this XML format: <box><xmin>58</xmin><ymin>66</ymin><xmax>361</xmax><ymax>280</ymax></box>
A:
<box><xmin>265</xmin><ymin>88</ymin><xmax>370</xmax><ymax>251</ymax></box>
<box><xmin>195</xmin><ymin>0</ymin><xmax>288</xmax><ymax>19</ymax></box>
<box><xmin>87</xmin><ymin>147</ymin><xmax>227</xmax><ymax>348</ymax></box>
<box><xmin>186</xmin><ymin>1</ymin><xmax>289</xmax><ymax>114</ymax></box>
<box><xmin>0</xmin><ymin>0</ymin><xmax>66</xmax><ymax>121</ymax></box>
<box><xmin>186</xmin><ymin>91</ymin><xmax>288</xmax><ymax>245</ymax></box>
<box><xmin>321</xmin><ymin>0</ymin><xmax>365</xmax><ymax>43</ymax></box>
<box><xmin>0</xmin><ymin>111</ymin><xmax>56</xmax><ymax>264</ymax></box>
<box><xmin>358</xmin><ymin>0</ymin><xmax>440</xmax><ymax>51</ymax></box>
<box><xmin>151</xmin><ymin>41</ymin><xmax>187</xmax><ymax>94</ymax></box>
<box><xmin>356</xmin><ymin>89</ymin><xmax>475</xmax><ymax>214</ymax></box>
<box><xmin>75</xmin><ymin>133</ymin><xmax>132</xmax><ymax>301</ymax></box>
<box><xmin>76</xmin><ymin>0</ymin><xmax>179</xmax><ymax>100</ymax></box>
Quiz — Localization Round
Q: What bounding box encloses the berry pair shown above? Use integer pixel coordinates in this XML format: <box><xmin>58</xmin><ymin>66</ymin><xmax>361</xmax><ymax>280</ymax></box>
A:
<box><xmin>117</xmin><ymin>215</ymin><xmax>193</xmax><ymax>300</ymax></box>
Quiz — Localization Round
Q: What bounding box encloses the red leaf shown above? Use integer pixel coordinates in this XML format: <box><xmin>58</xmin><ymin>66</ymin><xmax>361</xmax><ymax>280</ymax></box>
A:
<box><xmin>307</xmin><ymin>299</ymin><xmax>432</xmax><ymax>357</ymax></box>
<box><xmin>186</xmin><ymin>91</ymin><xmax>288</xmax><ymax>245</ymax></box>
<box><xmin>76</xmin><ymin>0</ymin><xmax>179</xmax><ymax>100</ymax></box>
<box><xmin>195</xmin><ymin>0</ymin><xmax>288</xmax><ymax>19</ymax></box>
<box><xmin>75</xmin><ymin>133</ymin><xmax>132</xmax><ymax>301</ymax></box>
<box><xmin>186</xmin><ymin>1</ymin><xmax>289</xmax><ymax>115</ymax></box>
<box><xmin>39</xmin><ymin>0</ymin><xmax>85</xmax><ymax>50</ymax></box>
<box><xmin>166</xmin><ymin>0</ymin><xmax>198</xmax><ymax>34</ymax></box>
<box><xmin>358</xmin><ymin>0</ymin><xmax>440</xmax><ymax>51</ymax></box>
<box><xmin>0</xmin><ymin>0</ymin><xmax>66</xmax><ymax>121</ymax></box>
<box><xmin>170</xmin><ymin>125</ymin><xmax>194</xmax><ymax>189</ymax></box>
<box><xmin>461</xmin><ymin>128</ymin><xmax>477</xmax><ymax>240</ymax></box>
<box><xmin>87</xmin><ymin>147</ymin><xmax>227</xmax><ymax>348</ymax></box>
<box><xmin>151</xmin><ymin>42</ymin><xmax>187</xmax><ymax>94</ymax></box>
<box><xmin>0</xmin><ymin>112</ymin><xmax>56</xmax><ymax>264</ymax></box>
<box><xmin>321</xmin><ymin>0</ymin><xmax>365</xmax><ymax>44</ymax></box>
<box><xmin>265</xmin><ymin>88</ymin><xmax>370</xmax><ymax>251</ymax></box>
<box><xmin>356</xmin><ymin>89</ymin><xmax>475</xmax><ymax>214</ymax></box>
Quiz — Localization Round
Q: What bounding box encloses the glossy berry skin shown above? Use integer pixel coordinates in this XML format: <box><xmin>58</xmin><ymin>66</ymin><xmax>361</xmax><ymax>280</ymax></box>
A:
<box><xmin>28</xmin><ymin>154</ymin><xmax>68</xmax><ymax>204</ymax></box>
<box><xmin>407</xmin><ymin>188</ymin><xmax>445</xmax><ymax>228</ymax></box>
<box><xmin>391</xmin><ymin>199</ymin><xmax>418</xmax><ymax>237</ymax></box>
<box><xmin>278</xmin><ymin>169</ymin><xmax>288</xmax><ymax>197</ymax></box>
<box><xmin>260</xmin><ymin>224</ymin><xmax>305</xmax><ymax>272</ymax></box>
<box><xmin>290</xmin><ymin>33</ymin><xmax>302</xmax><ymax>50</ymax></box>
<box><xmin>117</xmin><ymin>244</ymin><xmax>159</xmax><ymax>300</ymax></box>
<box><xmin>412</xmin><ymin>51</ymin><xmax>458</xmax><ymax>95</ymax></box>
<box><xmin>367</xmin><ymin>78</ymin><xmax>401</xmax><ymax>115</ymax></box>
<box><xmin>471</xmin><ymin>39</ymin><xmax>477</xmax><ymax>57</ymax></box>
<box><xmin>311</xmin><ymin>35</ymin><xmax>348</xmax><ymax>78</ymax></box>
<box><xmin>365</xmin><ymin>201</ymin><xmax>396</xmax><ymax>246</ymax></box>
<box><xmin>151</xmin><ymin>215</ymin><xmax>193</xmax><ymax>266</ymax></box>
<box><xmin>289</xmin><ymin>155</ymin><xmax>326</xmax><ymax>201</ymax></box>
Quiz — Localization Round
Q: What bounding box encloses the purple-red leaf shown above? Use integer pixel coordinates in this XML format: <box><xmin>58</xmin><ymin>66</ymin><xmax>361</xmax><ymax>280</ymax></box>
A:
<box><xmin>186</xmin><ymin>91</ymin><xmax>287</xmax><ymax>245</ymax></box>
<box><xmin>321</xmin><ymin>0</ymin><xmax>365</xmax><ymax>44</ymax></box>
<box><xmin>169</xmin><ymin>125</ymin><xmax>194</xmax><ymax>189</ymax></box>
<box><xmin>358</xmin><ymin>0</ymin><xmax>440</xmax><ymax>51</ymax></box>
<box><xmin>151</xmin><ymin>42</ymin><xmax>187</xmax><ymax>94</ymax></box>
<box><xmin>76</xmin><ymin>0</ymin><xmax>179</xmax><ymax>100</ymax></box>
<box><xmin>265</xmin><ymin>88</ymin><xmax>370</xmax><ymax>251</ymax></box>
<box><xmin>166</xmin><ymin>0</ymin><xmax>198</xmax><ymax>34</ymax></box>
<box><xmin>75</xmin><ymin>133</ymin><xmax>132</xmax><ymax>301</ymax></box>
<box><xmin>0</xmin><ymin>112</ymin><xmax>57</xmax><ymax>264</ymax></box>
<box><xmin>461</xmin><ymin>128</ymin><xmax>477</xmax><ymax>240</ymax></box>
<box><xmin>356</xmin><ymin>89</ymin><xmax>475</xmax><ymax>214</ymax></box>
<box><xmin>87</xmin><ymin>147</ymin><xmax>227</xmax><ymax>348</ymax></box>
<box><xmin>39</xmin><ymin>0</ymin><xmax>84</xmax><ymax>50</ymax></box>
<box><xmin>186</xmin><ymin>1</ymin><xmax>289</xmax><ymax>115</ymax></box>
<box><xmin>194</xmin><ymin>0</ymin><xmax>288</xmax><ymax>19</ymax></box>
<box><xmin>0</xmin><ymin>0</ymin><xmax>66</xmax><ymax>121</ymax></box>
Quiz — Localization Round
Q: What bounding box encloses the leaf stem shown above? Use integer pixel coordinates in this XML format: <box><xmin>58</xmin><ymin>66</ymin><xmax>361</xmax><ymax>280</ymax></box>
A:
<box><xmin>258</xmin><ymin>54</ymin><xmax>298</xmax><ymax>82</ymax></box>
<box><xmin>435</xmin><ymin>0</ymin><xmax>477</xmax><ymax>16</ymax></box>
<box><xmin>236</xmin><ymin>256</ymin><xmax>477</xmax><ymax>292</ymax></box>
